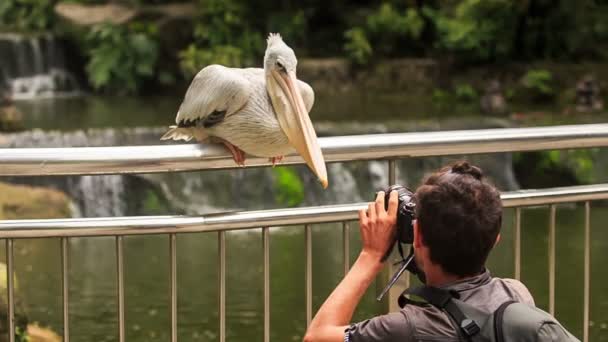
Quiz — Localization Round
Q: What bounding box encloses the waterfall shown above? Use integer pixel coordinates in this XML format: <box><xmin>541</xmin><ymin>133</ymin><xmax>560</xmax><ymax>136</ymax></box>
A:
<box><xmin>0</xmin><ymin>33</ymin><xmax>80</xmax><ymax>100</ymax></box>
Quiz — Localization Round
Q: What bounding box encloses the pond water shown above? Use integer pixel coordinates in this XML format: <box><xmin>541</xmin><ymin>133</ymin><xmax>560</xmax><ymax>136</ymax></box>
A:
<box><xmin>2</xmin><ymin>205</ymin><xmax>608</xmax><ymax>341</ymax></box>
<box><xmin>4</xmin><ymin>94</ymin><xmax>608</xmax><ymax>341</ymax></box>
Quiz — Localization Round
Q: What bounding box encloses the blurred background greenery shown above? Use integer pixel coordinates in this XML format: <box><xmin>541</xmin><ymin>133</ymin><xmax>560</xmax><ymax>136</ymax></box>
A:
<box><xmin>1</xmin><ymin>0</ymin><xmax>607</xmax><ymax>94</ymax></box>
<box><xmin>2</xmin><ymin>1</ymin><xmax>608</xmax><ymax>341</ymax></box>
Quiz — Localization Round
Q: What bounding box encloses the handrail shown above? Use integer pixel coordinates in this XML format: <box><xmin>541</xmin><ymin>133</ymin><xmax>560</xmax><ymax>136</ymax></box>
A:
<box><xmin>1</xmin><ymin>123</ymin><xmax>607</xmax><ymax>176</ymax></box>
<box><xmin>0</xmin><ymin>183</ymin><xmax>606</xmax><ymax>238</ymax></box>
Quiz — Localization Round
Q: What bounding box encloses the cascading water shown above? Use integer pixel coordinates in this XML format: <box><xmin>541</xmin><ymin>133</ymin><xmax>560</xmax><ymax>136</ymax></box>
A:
<box><xmin>0</xmin><ymin>33</ymin><xmax>80</xmax><ymax>100</ymax></box>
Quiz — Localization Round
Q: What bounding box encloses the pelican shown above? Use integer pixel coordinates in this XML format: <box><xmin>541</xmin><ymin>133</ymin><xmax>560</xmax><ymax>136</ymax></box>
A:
<box><xmin>161</xmin><ymin>33</ymin><xmax>328</xmax><ymax>188</ymax></box>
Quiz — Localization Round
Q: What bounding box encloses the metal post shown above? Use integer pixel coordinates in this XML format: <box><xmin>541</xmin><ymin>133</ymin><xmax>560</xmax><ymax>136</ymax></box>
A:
<box><xmin>263</xmin><ymin>228</ymin><xmax>270</xmax><ymax>342</ymax></box>
<box><xmin>583</xmin><ymin>202</ymin><xmax>590</xmax><ymax>342</ymax></box>
<box><xmin>549</xmin><ymin>205</ymin><xmax>556</xmax><ymax>316</ymax></box>
<box><xmin>116</xmin><ymin>236</ymin><xmax>125</xmax><ymax>342</ymax></box>
<box><xmin>342</xmin><ymin>222</ymin><xmax>350</xmax><ymax>276</ymax></box>
<box><xmin>61</xmin><ymin>237</ymin><xmax>69</xmax><ymax>342</ymax></box>
<box><xmin>385</xmin><ymin>159</ymin><xmax>408</xmax><ymax>311</ymax></box>
<box><xmin>170</xmin><ymin>234</ymin><xmax>177</xmax><ymax>342</ymax></box>
<box><xmin>514</xmin><ymin>208</ymin><xmax>521</xmax><ymax>280</ymax></box>
<box><xmin>305</xmin><ymin>224</ymin><xmax>312</xmax><ymax>326</ymax></box>
<box><xmin>6</xmin><ymin>239</ymin><xmax>14</xmax><ymax>342</ymax></box>
<box><xmin>218</xmin><ymin>231</ymin><xmax>226</xmax><ymax>342</ymax></box>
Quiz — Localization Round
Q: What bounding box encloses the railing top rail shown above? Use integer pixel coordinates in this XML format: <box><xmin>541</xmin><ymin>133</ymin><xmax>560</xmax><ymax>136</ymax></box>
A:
<box><xmin>0</xmin><ymin>183</ymin><xmax>606</xmax><ymax>238</ymax></box>
<box><xmin>1</xmin><ymin>123</ymin><xmax>607</xmax><ymax>176</ymax></box>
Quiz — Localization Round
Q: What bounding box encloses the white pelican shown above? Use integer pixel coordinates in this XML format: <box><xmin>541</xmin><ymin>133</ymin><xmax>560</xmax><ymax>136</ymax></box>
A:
<box><xmin>161</xmin><ymin>33</ymin><xmax>328</xmax><ymax>188</ymax></box>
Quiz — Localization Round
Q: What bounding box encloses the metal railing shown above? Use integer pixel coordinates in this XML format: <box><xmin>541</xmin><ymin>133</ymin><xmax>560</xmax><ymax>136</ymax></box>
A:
<box><xmin>1</xmin><ymin>123</ymin><xmax>606</xmax><ymax>342</ymax></box>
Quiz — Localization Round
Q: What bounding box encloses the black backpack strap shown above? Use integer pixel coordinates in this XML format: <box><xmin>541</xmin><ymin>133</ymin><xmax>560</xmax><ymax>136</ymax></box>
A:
<box><xmin>493</xmin><ymin>300</ymin><xmax>517</xmax><ymax>342</ymax></box>
<box><xmin>405</xmin><ymin>286</ymin><xmax>481</xmax><ymax>339</ymax></box>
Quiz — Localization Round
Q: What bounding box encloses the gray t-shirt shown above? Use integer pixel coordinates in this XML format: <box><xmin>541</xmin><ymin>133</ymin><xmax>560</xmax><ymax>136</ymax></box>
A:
<box><xmin>346</xmin><ymin>269</ymin><xmax>534</xmax><ymax>342</ymax></box>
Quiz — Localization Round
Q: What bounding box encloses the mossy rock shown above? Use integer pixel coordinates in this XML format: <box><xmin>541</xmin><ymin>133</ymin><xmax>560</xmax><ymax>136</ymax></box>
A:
<box><xmin>0</xmin><ymin>182</ymin><xmax>72</xmax><ymax>220</ymax></box>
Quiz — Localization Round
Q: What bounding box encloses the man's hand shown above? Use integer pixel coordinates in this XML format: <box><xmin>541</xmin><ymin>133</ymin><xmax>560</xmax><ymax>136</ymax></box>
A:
<box><xmin>358</xmin><ymin>190</ymin><xmax>399</xmax><ymax>262</ymax></box>
<box><xmin>303</xmin><ymin>190</ymin><xmax>400</xmax><ymax>342</ymax></box>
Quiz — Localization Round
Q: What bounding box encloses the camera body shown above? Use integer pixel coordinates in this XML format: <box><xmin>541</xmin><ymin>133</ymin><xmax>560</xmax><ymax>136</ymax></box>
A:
<box><xmin>384</xmin><ymin>184</ymin><xmax>416</xmax><ymax>244</ymax></box>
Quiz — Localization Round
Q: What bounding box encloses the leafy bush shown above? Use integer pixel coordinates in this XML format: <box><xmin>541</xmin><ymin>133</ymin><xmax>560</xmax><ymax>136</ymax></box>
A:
<box><xmin>178</xmin><ymin>0</ymin><xmax>263</xmax><ymax>78</ymax></box>
<box><xmin>428</xmin><ymin>0</ymin><xmax>518</xmax><ymax>62</ymax></box>
<box><xmin>0</xmin><ymin>0</ymin><xmax>55</xmax><ymax>31</ymax></box>
<box><xmin>521</xmin><ymin>69</ymin><xmax>554</xmax><ymax>101</ymax></box>
<box><xmin>273</xmin><ymin>167</ymin><xmax>304</xmax><ymax>207</ymax></box>
<box><xmin>344</xmin><ymin>3</ymin><xmax>425</xmax><ymax>64</ymax></box>
<box><xmin>454</xmin><ymin>83</ymin><xmax>478</xmax><ymax>102</ymax></box>
<box><xmin>85</xmin><ymin>23</ymin><xmax>159</xmax><ymax>94</ymax></box>
<box><xmin>343</xmin><ymin>27</ymin><xmax>372</xmax><ymax>65</ymax></box>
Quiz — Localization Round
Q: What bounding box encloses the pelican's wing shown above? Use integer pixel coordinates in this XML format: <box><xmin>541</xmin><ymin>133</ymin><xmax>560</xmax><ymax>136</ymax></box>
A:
<box><xmin>175</xmin><ymin>65</ymin><xmax>252</xmax><ymax>124</ymax></box>
<box><xmin>297</xmin><ymin>80</ymin><xmax>315</xmax><ymax>112</ymax></box>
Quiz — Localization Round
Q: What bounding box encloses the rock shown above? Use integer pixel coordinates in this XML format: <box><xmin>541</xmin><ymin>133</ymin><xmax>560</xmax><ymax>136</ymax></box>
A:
<box><xmin>480</xmin><ymin>80</ymin><xmax>508</xmax><ymax>115</ymax></box>
<box><xmin>0</xmin><ymin>182</ymin><xmax>72</xmax><ymax>220</ymax></box>
<box><xmin>26</xmin><ymin>323</ymin><xmax>61</xmax><ymax>342</ymax></box>
<box><xmin>576</xmin><ymin>74</ymin><xmax>603</xmax><ymax>112</ymax></box>
<box><xmin>54</xmin><ymin>2</ymin><xmax>196</xmax><ymax>27</ymax></box>
<box><xmin>0</xmin><ymin>104</ymin><xmax>24</xmax><ymax>132</ymax></box>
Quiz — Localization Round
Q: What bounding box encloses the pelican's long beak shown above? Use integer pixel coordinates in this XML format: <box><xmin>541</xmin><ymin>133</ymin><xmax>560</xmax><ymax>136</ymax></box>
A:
<box><xmin>272</xmin><ymin>70</ymin><xmax>328</xmax><ymax>188</ymax></box>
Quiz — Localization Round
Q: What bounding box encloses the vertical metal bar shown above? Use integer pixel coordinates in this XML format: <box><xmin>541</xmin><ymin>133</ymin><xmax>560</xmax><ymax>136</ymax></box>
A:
<box><xmin>388</xmin><ymin>160</ymin><xmax>396</xmax><ymax>185</ymax></box>
<box><xmin>170</xmin><ymin>234</ymin><xmax>177</xmax><ymax>342</ymax></box>
<box><xmin>342</xmin><ymin>222</ymin><xmax>350</xmax><ymax>276</ymax></box>
<box><xmin>116</xmin><ymin>236</ymin><xmax>125</xmax><ymax>342</ymax></box>
<box><xmin>61</xmin><ymin>237</ymin><xmax>69</xmax><ymax>342</ymax></box>
<box><xmin>583</xmin><ymin>202</ymin><xmax>590</xmax><ymax>342</ymax></box>
<box><xmin>263</xmin><ymin>228</ymin><xmax>270</xmax><ymax>342</ymax></box>
<box><xmin>514</xmin><ymin>208</ymin><xmax>522</xmax><ymax>281</ymax></box>
<box><xmin>385</xmin><ymin>159</ymin><xmax>408</xmax><ymax>309</ymax></box>
<box><xmin>549</xmin><ymin>205</ymin><xmax>556</xmax><ymax>316</ymax></box>
<box><xmin>218</xmin><ymin>231</ymin><xmax>226</xmax><ymax>342</ymax></box>
<box><xmin>6</xmin><ymin>239</ymin><xmax>14</xmax><ymax>342</ymax></box>
<box><xmin>305</xmin><ymin>224</ymin><xmax>312</xmax><ymax>326</ymax></box>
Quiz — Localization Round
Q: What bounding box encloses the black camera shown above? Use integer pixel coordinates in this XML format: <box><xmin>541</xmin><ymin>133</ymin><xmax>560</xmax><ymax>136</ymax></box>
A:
<box><xmin>377</xmin><ymin>184</ymin><xmax>424</xmax><ymax>301</ymax></box>
<box><xmin>383</xmin><ymin>184</ymin><xmax>416</xmax><ymax>244</ymax></box>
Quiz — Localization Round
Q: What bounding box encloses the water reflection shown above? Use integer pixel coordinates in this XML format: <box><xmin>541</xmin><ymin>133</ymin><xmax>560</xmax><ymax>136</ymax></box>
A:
<box><xmin>3</xmin><ymin>203</ymin><xmax>606</xmax><ymax>341</ymax></box>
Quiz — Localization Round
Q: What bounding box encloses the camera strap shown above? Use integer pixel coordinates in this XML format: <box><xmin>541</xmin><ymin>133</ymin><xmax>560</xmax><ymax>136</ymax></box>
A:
<box><xmin>376</xmin><ymin>242</ymin><xmax>414</xmax><ymax>301</ymax></box>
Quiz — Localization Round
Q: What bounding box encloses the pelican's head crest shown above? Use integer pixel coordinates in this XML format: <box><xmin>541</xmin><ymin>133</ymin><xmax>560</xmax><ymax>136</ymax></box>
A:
<box><xmin>267</xmin><ymin>33</ymin><xmax>283</xmax><ymax>47</ymax></box>
<box><xmin>264</xmin><ymin>33</ymin><xmax>296</xmax><ymax>73</ymax></box>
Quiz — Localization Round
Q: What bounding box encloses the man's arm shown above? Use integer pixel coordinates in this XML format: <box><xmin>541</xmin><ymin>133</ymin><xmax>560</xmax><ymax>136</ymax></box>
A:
<box><xmin>303</xmin><ymin>191</ymin><xmax>398</xmax><ymax>342</ymax></box>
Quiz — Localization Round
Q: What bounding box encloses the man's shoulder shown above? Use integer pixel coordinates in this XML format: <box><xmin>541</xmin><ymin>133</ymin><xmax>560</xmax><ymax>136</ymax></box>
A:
<box><xmin>487</xmin><ymin>276</ymin><xmax>536</xmax><ymax>306</ymax></box>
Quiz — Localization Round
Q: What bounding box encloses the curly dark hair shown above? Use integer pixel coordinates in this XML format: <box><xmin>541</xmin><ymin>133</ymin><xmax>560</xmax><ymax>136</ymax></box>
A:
<box><xmin>414</xmin><ymin>161</ymin><xmax>503</xmax><ymax>277</ymax></box>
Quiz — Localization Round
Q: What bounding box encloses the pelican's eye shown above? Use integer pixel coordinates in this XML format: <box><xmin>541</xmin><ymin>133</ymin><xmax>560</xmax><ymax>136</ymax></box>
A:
<box><xmin>276</xmin><ymin>61</ymin><xmax>286</xmax><ymax>73</ymax></box>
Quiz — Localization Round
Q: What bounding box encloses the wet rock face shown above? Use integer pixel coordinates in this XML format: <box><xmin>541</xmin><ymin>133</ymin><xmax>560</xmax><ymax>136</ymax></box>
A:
<box><xmin>576</xmin><ymin>75</ymin><xmax>604</xmax><ymax>112</ymax></box>
<box><xmin>1</xmin><ymin>120</ymin><xmax>519</xmax><ymax>217</ymax></box>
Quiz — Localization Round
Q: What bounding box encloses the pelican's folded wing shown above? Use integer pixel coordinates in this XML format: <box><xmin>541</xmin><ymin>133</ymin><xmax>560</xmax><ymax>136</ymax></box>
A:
<box><xmin>175</xmin><ymin>65</ymin><xmax>252</xmax><ymax>124</ymax></box>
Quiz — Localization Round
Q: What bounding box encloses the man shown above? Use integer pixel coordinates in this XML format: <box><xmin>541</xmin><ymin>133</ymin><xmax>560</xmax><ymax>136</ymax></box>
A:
<box><xmin>304</xmin><ymin>161</ymin><xmax>534</xmax><ymax>342</ymax></box>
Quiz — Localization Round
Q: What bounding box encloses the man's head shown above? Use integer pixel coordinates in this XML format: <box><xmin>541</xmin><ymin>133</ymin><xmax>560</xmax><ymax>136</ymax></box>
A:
<box><xmin>413</xmin><ymin>161</ymin><xmax>502</xmax><ymax>278</ymax></box>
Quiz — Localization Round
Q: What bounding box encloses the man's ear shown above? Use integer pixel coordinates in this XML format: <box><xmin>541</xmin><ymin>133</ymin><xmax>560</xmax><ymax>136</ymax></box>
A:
<box><xmin>413</xmin><ymin>220</ymin><xmax>422</xmax><ymax>249</ymax></box>
<box><xmin>494</xmin><ymin>233</ymin><xmax>501</xmax><ymax>247</ymax></box>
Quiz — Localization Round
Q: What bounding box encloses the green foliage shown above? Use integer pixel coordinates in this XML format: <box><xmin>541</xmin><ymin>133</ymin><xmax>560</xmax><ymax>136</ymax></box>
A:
<box><xmin>178</xmin><ymin>0</ymin><xmax>263</xmax><ymax>78</ymax></box>
<box><xmin>454</xmin><ymin>84</ymin><xmax>478</xmax><ymax>102</ymax></box>
<box><xmin>428</xmin><ymin>0</ymin><xmax>517</xmax><ymax>62</ymax></box>
<box><xmin>0</xmin><ymin>0</ymin><xmax>55</xmax><ymax>31</ymax></box>
<box><xmin>343</xmin><ymin>27</ymin><xmax>372</xmax><ymax>65</ymax></box>
<box><xmin>521</xmin><ymin>69</ymin><xmax>554</xmax><ymax>100</ymax></box>
<box><xmin>179</xmin><ymin>45</ymin><xmax>243</xmax><ymax>78</ymax></box>
<box><xmin>15</xmin><ymin>326</ymin><xmax>28</xmax><ymax>342</ymax></box>
<box><xmin>273</xmin><ymin>167</ymin><xmax>304</xmax><ymax>207</ymax></box>
<box><xmin>85</xmin><ymin>23</ymin><xmax>159</xmax><ymax>94</ymax></box>
<box><xmin>514</xmin><ymin>149</ymin><xmax>598</xmax><ymax>188</ymax></box>
<box><xmin>344</xmin><ymin>3</ymin><xmax>425</xmax><ymax>64</ymax></box>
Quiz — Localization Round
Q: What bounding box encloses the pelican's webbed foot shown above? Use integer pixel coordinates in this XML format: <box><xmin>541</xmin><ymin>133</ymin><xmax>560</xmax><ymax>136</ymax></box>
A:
<box><xmin>217</xmin><ymin>138</ymin><xmax>246</xmax><ymax>166</ymax></box>
<box><xmin>269</xmin><ymin>156</ymin><xmax>284</xmax><ymax>167</ymax></box>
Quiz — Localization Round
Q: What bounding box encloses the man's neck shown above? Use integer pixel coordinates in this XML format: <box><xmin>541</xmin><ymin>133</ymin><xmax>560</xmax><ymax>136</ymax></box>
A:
<box><xmin>423</xmin><ymin>263</ymin><xmax>474</xmax><ymax>287</ymax></box>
